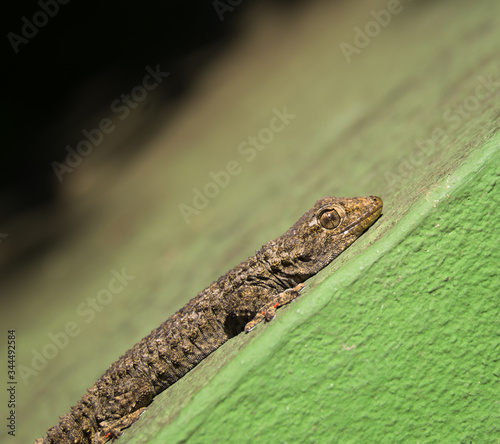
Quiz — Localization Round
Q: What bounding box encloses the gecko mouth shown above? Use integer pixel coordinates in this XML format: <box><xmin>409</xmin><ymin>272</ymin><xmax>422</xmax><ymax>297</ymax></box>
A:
<box><xmin>345</xmin><ymin>196</ymin><xmax>383</xmax><ymax>235</ymax></box>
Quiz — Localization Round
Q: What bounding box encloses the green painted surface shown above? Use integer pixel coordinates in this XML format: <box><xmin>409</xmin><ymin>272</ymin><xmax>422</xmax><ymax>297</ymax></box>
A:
<box><xmin>121</xmin><ymin>136</ymin><xmax>499</xmax><ymax>444</ymax></box>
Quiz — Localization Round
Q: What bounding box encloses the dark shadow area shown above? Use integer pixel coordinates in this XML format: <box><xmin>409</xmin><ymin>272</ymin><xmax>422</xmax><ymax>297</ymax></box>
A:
<box><xmin>1</xmin><ymin>0</ymin><xmax>310</xmax><ymax>274</ymax></box>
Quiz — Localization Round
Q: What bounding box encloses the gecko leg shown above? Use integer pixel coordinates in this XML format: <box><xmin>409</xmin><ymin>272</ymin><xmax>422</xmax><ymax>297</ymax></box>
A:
<box><xmin>92</xmin><ymin>408</ymin><xmax>146</xmax><ymax>444</ymax></box>
<box><xmin>244</xmin><ymin>283</ymin><xmax>305</xmax><ymax>333</ymax></box>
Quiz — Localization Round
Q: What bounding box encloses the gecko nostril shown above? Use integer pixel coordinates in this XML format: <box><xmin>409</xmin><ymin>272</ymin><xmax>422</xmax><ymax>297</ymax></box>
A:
<box><xmin>370</xmin><ymin>196</ymin><xmax>383</xmax><ymax>209</ymax></box>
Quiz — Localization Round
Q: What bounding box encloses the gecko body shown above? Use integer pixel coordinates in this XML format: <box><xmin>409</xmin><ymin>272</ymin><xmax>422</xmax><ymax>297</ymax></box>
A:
<box><xmin>37</xmin><ymin>195</ymin><xmax>383</xmax><ymax>443</ymax></box>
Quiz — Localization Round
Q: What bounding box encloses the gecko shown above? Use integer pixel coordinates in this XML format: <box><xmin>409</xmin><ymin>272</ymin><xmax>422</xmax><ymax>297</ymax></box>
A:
<box><xmin>36</xmin><ymin>195</ymin><xmax>383</xmax><ymax>444</ymax></box>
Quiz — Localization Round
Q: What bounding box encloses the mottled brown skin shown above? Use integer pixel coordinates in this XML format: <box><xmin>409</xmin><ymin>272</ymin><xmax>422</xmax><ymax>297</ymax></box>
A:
<box><xmin>36</xmin><ymin>196</ymin><xmax>383</xmax><ymax>444</ymax></box>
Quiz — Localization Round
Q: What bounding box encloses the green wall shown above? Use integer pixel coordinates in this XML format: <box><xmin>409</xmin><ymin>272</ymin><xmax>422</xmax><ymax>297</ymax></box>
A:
<box><xmin>122</xmin><ymin>136</ymin><xmax>499</xmax><ymax>444</ymax></box>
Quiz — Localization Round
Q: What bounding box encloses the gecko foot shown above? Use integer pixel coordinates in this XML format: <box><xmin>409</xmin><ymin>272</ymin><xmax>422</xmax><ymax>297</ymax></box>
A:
<box><xmin>244</xmin><ymin>283</ymin><xmax>305</xmax><ymax>333</ymax></box>
<box><xmin>93</xmin><ymin>408</ymin><xmax>147</xmax><ymax>444</ymax></box>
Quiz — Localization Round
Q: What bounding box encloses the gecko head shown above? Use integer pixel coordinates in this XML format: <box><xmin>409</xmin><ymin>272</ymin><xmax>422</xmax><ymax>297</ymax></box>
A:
<box><xmin>262</xmin><ymin>196</ymin><xmax>383</xmax><ymax>281</ymax></box>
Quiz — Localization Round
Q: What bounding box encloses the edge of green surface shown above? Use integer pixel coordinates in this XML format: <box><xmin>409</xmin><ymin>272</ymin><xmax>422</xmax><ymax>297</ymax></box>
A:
<box><xmin>132</xmin><ymin>135</ymin><xmax>499</xmax><ymax>443</ymax></box>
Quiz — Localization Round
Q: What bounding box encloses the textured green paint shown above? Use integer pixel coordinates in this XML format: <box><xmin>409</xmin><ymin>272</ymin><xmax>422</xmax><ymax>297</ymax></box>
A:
<box><xmin>120</xmin><ymin>136</ymin><xmax>499</xmax><ymax>444</ymax></box>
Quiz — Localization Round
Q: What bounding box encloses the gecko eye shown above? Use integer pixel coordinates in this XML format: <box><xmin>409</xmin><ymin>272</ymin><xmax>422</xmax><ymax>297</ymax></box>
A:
<box><xmin>319</xmin><ymin>208</ymin><xmax>341</xmax><ymax>229</ymax></box>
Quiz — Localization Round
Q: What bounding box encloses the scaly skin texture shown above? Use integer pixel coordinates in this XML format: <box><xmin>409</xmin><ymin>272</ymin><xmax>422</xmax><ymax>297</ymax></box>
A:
<box><xmin>36</xmin><ymin>196</ymin><xmax>383</xmax><ymax>444</ymax></box>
